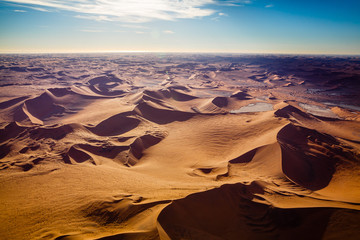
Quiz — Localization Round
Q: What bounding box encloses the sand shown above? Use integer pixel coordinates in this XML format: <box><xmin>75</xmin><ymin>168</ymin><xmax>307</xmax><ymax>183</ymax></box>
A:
<box><xmin>0</xmin><ymin>53</ymin><xmax>360</xmax><ymax>240</ymax></box>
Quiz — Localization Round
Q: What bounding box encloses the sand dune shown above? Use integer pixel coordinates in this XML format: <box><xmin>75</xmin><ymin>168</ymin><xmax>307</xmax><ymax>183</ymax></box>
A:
<box><xmin>0</xmin><ymin>54</ymin><xmax>360</xmax><ymax>240</ymax></box>
<box><xmin>158</xmin><ymin>182</ymin><xmax>360</xmax><ymax>240</ymax></box>
<box><xmin>134</xmin><ymin>101</ymin><xmax>195</xmax><ymax>124</ymax></box>
<box><xmin>88</xmin><ymin>112</ymin><xmax>140</xmax><ymax>136</ymax></box>
<box><xmin>278</xmin><ymin>124</ymin><xmax>340</xmax><ymax>191</ymax></box>
<box><xmin>143</xmin><ymin>89</ymin><xmax>197</xmax><ymax>102</ymax></box>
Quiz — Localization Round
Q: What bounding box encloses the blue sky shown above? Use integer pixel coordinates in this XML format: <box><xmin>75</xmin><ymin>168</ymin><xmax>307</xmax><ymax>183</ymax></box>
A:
<box><xmin>0</xmin><ymin>0</ymin><xmax>359</xmax><ymax>54</ymax></box>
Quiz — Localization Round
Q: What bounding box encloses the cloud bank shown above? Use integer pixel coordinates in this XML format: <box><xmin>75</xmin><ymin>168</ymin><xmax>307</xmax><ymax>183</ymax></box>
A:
<box><xmin>4</xmin><ymin>0</ymin><xmax>238</xmax><ymax>22</ymax></box>
<box><xmin>4</xmin><ymin>0</ymin><xmax>251</xmax><ymax>22</ymax></box>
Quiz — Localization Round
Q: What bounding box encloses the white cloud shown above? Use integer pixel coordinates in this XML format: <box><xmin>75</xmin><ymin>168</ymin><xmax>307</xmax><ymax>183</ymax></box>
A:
<box><xmin>212</xmin><ymin>11</ymin><xmax>228</xmax><ymax>21</ymax></box>
<box><xmin>11</xmin><ymin>4</ymin><xmax>50</xmax><ymax>12</ymax></box>
<box><xmin>163</xmin><ymin>30</ymin><xmax>174</xmax><ymax>34</ymax></box>
<box><xmin>14</xmin><ymin>9</ymin><xmax>26</xmax><ymax>12</ymax></box>
<box><xmin>135</xmin><ymin>31</ymin><xmax>145</xmax><ymax>34</ymax></box>
<box><xmin>27</xmin><ymin>6</ymin><xmax>50</xmax><ymax>12</ymax></box>
<box><xmin>3</xmin><ymin>0</ymin><xmax>222</xmax><ymax>22</ymax></box>
<box><xmin>75</xmin><ymin>15</ymin><xmax>113</xmax><ymax>21</ymax></box>
<box><xmin>265</xmin><ymin>4</ymin><xmax>274</xmax><ymax>8</ymax></box>
<box><xmin>217</xmin><ymin>0</ymin><xmax>251</xmax><ymax>7</ymax></box>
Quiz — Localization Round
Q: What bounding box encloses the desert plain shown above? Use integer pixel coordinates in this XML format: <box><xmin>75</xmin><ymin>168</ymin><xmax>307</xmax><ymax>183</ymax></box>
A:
<box><xmin>0</xmin><ymin>53</ymin><xmax>360</xmax><ymax>240</ymax></box>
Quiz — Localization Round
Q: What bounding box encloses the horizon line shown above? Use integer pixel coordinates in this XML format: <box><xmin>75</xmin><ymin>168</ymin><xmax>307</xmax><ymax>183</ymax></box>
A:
<box><xmin>0</xmin><ymin>50</ymin><xmax>359</xmax><ymax>57</ymax></box>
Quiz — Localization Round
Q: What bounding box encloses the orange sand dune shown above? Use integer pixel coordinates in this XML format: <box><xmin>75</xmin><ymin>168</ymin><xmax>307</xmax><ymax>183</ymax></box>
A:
<box><xmin>0</xmin><ymin>54</ymin><xmax>360</xmax><ymax>240</ymax></box>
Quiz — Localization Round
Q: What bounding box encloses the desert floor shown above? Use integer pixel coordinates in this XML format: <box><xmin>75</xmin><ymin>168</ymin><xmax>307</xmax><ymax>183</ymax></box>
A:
<box><xmin>1</xmin><ymin>54</ymin><xmax>360</xmax><ymax>240</ymax></box>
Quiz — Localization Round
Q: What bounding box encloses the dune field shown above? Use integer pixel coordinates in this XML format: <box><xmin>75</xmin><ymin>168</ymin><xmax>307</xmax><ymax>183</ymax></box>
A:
<box><xmin>0</xmin><ymin>53</ymin><xmax>360</xmax><ymax>240</ymax></box>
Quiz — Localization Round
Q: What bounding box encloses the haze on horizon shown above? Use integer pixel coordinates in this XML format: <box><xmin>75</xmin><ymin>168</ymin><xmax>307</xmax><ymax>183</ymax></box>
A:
<box><xmin>0</xmin><ymin>0</ymin><xmax>359</xmax><ymax>55</ymax></box>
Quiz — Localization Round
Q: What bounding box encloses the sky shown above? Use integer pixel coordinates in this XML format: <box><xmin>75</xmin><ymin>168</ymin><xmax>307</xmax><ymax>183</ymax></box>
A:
<box><xmin>0</xmin><ymin>0</ymin><xmax>359</xmax><ymax>54</ymax></box>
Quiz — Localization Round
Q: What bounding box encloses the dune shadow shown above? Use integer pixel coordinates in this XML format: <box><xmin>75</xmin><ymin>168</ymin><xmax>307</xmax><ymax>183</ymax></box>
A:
<box><xmin>158</xmin><ymin>182</ymin><xmax>337</xmax><ymax>240</ymax></box>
